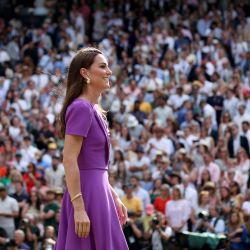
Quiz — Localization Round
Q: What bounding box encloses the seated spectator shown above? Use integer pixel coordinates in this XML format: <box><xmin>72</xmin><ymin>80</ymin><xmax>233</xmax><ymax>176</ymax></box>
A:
<box><xmin>140</xmin><ymin>170</ymin><xmax>154</xmax><ymax>192</ymax></box>
<box><xmin>45</xmin><ymin>155</ymin><xmax>65</xmax><ymax>189</ymax></box>
<box><xmin>230</xmin><ymin>181</ymin><xmax>244</xmax><ymax>209</ymax></box>
<box><xmin>123</xmin><ymin>211</ymin><xmax>144</xmax><ymax>250</ymax></box>
<box><xmin>145</xmin><ymin>212</ymin><xmax>172</xmax><ymax>250</ymax></box>
<box><xmin>153</xmin><ymin>184</ymin><xmax>171</xmax><ymax>214</ymax></box>
<box><xmin>150</xmin><ymin>178</ymin><xmax>162</xmax><ymax>204</ymax></box>
<box><xmin>226</xmin><ymin>211</ymin><xmax>249</xmax><ymax>250</ymax></box>
<box><xmin>165</xmin><ymin>186</ymin><xmax>191</xmax><ymax>232</ymax></box>
<box><xmin>21</xmin><ymin>190</ymin><xmax>42</xmax><ymax>219</ymax></box>
<box><xmin>22</xmin><ymin>163</ymin><xmax>40</xmax><ymax>194</ymax></box>
<box><xmin>40</xmin><ymin>189</ymin><xmax>60</xmax><ymax>232</ymax></box>
<box><xmin>42</xmin><ymin>226</ymin><xmax>56</xmax><ymax>250</ymax></box>
<box><xmin>121</xmin><ymin>183</ymin><xmax>142</xmax><ymax>216</ymax></box>
<box><xmin>130</xmin><ymin>175</ymin><xmax>151</xmax><ymax>214</ymax></box>
<box><xmin>13</xmin><ymin>229</ymin><xmax>30</xmax><ymax>250</ymax></box>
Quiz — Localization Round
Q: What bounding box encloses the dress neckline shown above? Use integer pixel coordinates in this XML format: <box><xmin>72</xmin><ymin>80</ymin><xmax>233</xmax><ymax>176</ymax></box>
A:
<box><xmin>75</xmin><ymin>98</ymin><xmax>96</xmax><ymax>107</ymax></box>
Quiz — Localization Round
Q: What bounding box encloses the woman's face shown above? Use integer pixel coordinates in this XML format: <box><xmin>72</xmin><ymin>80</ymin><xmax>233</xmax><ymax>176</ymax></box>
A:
<box><xmin>201</xmin><ymin>170</ymin><xmax>210</xmax><ymax>181</ymax></box>
<box><xmin>115</xmin><ymin>151</ymin><xmax>122</xmax><ymax>160</ymax></box>
<box><xmin>154</xmin><ymin>179</ymin><xmax>162</xmax><ymax>189</ymax></box>
<box><xmin>238</xmin><ymin>149</ymin><xmax>247</xmax><ymax>159</ymax></box>
<box><xmin>222</xmin><ymin>113</ymin><xmax>230</xmax><ymax>122</ymax></box>
<box><xmin>86</xmin><ymin>54</ymin><xmax>112</xmax><ymax>91</ymax></box>
<box><xmin>201</xmin><ymin>193</ymin><xmax>209</xmax><ymax>204</ymax></box>
<box><xmin>143</xmin><ymin>171</ymin><xmax>151</xmax><ymax>180</ymax></box>
<box><xmin>172</xmin><ymin>188</ymin><xmax>181</xmax><ymax>200</ymax></box>
<box><xmin>221</xmin><ymin>187</ymin><xmax>229</xmax><ymax>198</ymax></box>
<box><xmin>230</xmin><ymin>213</ymin><xmax>239</xmax><ymax>224</ymax></box>
<box><xmin>121</xmin><ymin>127</ymin><xmax>128</xmax><ymax>136</ymax></box>
<box><xmin>30</xmin><ymin>192</ymin><xmax>38</xmax><ymax>201</ymax></box>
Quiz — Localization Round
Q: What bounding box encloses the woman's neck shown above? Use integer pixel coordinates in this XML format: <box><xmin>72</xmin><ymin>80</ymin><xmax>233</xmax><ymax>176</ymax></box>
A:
<box><xmin>80</xmin><ymin>90</ymin><xmax>100</xmax><ymax>104</ymax></box>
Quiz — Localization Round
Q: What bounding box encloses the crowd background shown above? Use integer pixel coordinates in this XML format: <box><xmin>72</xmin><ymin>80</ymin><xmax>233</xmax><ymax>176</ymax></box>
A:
<box><xmin>0</xmin><ymin>0</ymin><xmax>250</xmax><ymax>249</ymax></box>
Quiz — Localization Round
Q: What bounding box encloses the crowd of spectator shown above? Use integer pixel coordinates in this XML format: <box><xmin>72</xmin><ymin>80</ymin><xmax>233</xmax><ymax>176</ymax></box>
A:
<box><xmin>0</xmin><ymin>0</ymin><xmax>250</xmax><ymax>249</ymax></box>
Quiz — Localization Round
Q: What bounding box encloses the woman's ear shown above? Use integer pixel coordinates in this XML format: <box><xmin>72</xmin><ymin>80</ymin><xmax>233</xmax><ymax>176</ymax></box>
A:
<box><xmin>80</xmin><ymin>68</ymin><xmax>89</xmax><ymax>79</ymax></box>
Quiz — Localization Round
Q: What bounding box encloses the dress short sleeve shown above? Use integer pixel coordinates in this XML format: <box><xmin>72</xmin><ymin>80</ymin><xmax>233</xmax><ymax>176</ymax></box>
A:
<box><xmin>65</xmin><ymin>100</ymin><xmax>93</xmax><ymax>137</ymax></box>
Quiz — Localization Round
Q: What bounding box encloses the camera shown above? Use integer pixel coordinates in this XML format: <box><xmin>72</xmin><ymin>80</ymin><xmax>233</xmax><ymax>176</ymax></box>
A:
<box><xmin>127</xmin><ymin>211</ymin><xmax>136</xmax><ymax>218</ymax></box>
<box><xmin>152</xmin><ymin>217</ymin><xmax>160</xmax><ymax>226</ymax></box>
<box><xmin>198</xmin><ymin>210</ymin><xmax>209</xmax><ymax>220</ymax></box>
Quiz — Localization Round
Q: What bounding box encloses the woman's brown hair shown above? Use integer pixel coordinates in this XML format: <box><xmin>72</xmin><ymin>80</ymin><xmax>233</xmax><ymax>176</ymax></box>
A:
<box><xmin>59</xmin><ymin>47</ymin><xmax>103</xmax><ymax>138</ymax></box>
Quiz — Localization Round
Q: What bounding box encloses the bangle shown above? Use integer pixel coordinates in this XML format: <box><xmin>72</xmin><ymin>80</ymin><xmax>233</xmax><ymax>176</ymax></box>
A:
<box><xmin>71</xmin><ymin>192</ymin><xmax>82</xmax><ymax>202</ymax></box>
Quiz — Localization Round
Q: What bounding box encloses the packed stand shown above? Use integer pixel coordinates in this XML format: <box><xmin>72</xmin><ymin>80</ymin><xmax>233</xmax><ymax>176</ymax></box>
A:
<box><xmin>0</xmin><ymin>0</ymin><xmax>250</xmax><ymax>249</ymax></box>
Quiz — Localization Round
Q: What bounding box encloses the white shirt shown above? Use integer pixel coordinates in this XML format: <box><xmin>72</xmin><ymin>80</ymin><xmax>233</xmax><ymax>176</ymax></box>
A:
<box><xmin>209</xmin><ymin>217</ymin><xmax>225</xmax><ymax>234</ymax></box>
<box><xmin>45</xmin><ymin>166</ymin><xmax>65</xmax><ymax>188</ymax></box>
<box><xmin>153</xmin><ymin>106</ymin><xmax>174</xmax><ymax>126</ymax></box>
<box><xmin>0</xmin><ymin>196</ymin><xmax>19</xmax><ymax>231</ymax></box>
<box><xmin>146</xmin><ymin>137</ymin><xmax>175</xmax><ymax>158</ymax></box>
<box><xmin>242</xmin><ymin>201</ymin><xmax>250</xmax><ymax>214</ymax></box>
<box><xmin>203</xmin><ymin>103</ymin><xmax>217</xmax><ymax>127</ymax></box>
<box><xmin>166</xmin><ymin>199</ymin><xmax>191</xmax><ymax>229</ymax></box>
<box><xmin>168</xmin><ymin>94</ymin><xmax>189</xmax><ymax>110</ymax></box>
<box><xmin>133</xmin><ymin>187</ymin><xmax>151</xmax><ymax>213</ymax></box>
<box><xmin>223</xmin><ymin>96</ymin><xmax>239</xmax><ymax>119</ymax></box>
<box><xmin>20</xmin><ymin>145</ymin><xmax>40</xmax><ymax>166</ymax></box>
<box><xmin>183</xmin><ymin>185</ymin><xmax>198</xmax><ymax>211</ymax></box>
<box><xmin>233</xmin><ymin>113</ymin><xmax>250</xmax><ymax>133</ymax></box>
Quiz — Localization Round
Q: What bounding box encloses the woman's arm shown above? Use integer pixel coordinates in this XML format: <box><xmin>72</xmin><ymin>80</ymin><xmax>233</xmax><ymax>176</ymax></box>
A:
<box><xmin>109</xmin><ymin>183</ymin><xmax>127</xmax><ymax>225</ymax></box>
<box><xmin>21</xmin><ymin>203</ymin><xmax>29</xmax><ymax>217</ymax></box>
<box><xmin>63</xmin><ymin>134</ymin><xmax>90</xmax><ymax>238</ymax></box>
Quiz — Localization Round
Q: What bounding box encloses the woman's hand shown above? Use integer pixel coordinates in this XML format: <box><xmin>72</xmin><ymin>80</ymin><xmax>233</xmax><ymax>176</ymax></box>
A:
<box><xmin>74</xmin><ymin>208</ymin><xmax>90</xmax><ymax>238</ymax></box>
<box><xmin>114</xmin><ymin>198</ymin><xmax>127</xmax><ymax>226</ymax></box>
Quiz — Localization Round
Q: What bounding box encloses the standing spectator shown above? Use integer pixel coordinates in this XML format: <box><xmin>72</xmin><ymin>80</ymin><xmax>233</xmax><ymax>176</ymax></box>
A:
<box><xmin>11</xmin><ymin>180</ymin><xmax>29</xmax><ymax>228</ymax></box>
<box><xmin>23</xmin><ymin>163</ymin><xmax>40</xmax><ymax>194</ymax></box>
<box><xmin>165</xmin><ymin>186</ymin><xmax>191</xmax><ymax>232</ymax></box>
<box><xmin>121</xmin><ymin>184</ymin><xmax>142</xmax><ymax>216</ymax></box>
<box><xmin>146</xmin><ymin>126</ymin><xmax>175</xmax><ymax>159</ymax></box>
<box><xmin>40</xmin><ymin>189</ymin><xmax>60</xmax><ymax>232</ymax></box>
<box><xmin>226</xmin><ymin>211</ymin><xmax>249</xmax><ymax>250</ymax></box>
<box><xmin>130</xmin><ymin>175</ymin><xmax>151</xmax><ymax>214</ymax></box>
<box><xmin>197</xmin><ymin>150</ymin><xmax>220</xmax><ymax>185</ymax></box>
<box><xmin>45</xmin><ymin>155</ymin><xmax>65</xmax><ymax>189</ymax></box>
<box><xmin>153</xmin><ymin>184</ymin><xmax>171</xmax><ymax>214</ymax></box>
<box><xmin>128</xmin><ymin>146</ymin><xmax>150</xmax><ymax>180</ymax></box>
<box><xmin>227</xmin><ymin>124</ymin><xmax>250</xmax><ymax>158</ymax></box>
<box><xmin>233</xmin><ymin>104</ymin><xmax>250</xmax><ymax>133</ymax></box>
<box><xmin>0</xmin><ymin>183</ymin><xmax>19</xmax><ymax>238</ymax></box>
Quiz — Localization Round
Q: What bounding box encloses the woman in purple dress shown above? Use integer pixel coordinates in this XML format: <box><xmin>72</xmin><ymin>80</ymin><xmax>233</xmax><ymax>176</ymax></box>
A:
<box><xmin>54</xmin><ymin>48</ymin><xmax>129</xmax><ymax>250</ymax></box>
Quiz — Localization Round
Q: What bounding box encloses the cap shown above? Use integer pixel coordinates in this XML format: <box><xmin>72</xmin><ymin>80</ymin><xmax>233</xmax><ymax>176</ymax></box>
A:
<box><xmin>52</xmin><ymin>154</ymin><xmax>60</xmax><ymax>160</ymax></box>
<box><xmin>15</xmin><ymin>151</ymin><xmax>22</xmax><ymax>157</ymax></box>
<box><xmin>124</xmin><ymin>183</ymin><xmax>133</xmax><ymax>189</ymax></box>
<box><xmin>170</xmin><ymin>171</ymin><xmax>181</xmax><ymax>181</ymax></box>
<box><xmin>46</xmin><ymin>188</ymin><xmax>56</xmax><ymax>194</ymax></box>
<box><xmin>203</xmin><ymin>181</ymin><xmax>216</xmax><ymax>190</ymax></box>
<box><xmin>136</xmin><ymin>145</ymin><xmax>144</xmax><ymax>153</ymax></box>
<box><xmin>145</xmin><ymin>204</ymin><xmax>154</xmax><ymax>216</ymax></box>
<box><xmin>178</xmin><ymin>148</ymin><xmax>187</xmax><ymax>154</ymax></box>
<box><xmin>126</xmin><ymin>115</ymin><xmax>139</xmax><ymax>128</ymax></box>
<box><xmin>55</xmin><ymin>188</ymin><xmax>64</xmax><ymax>195</ymax></box>
<box><xmin>0</xmin><ymin>183</ymin><xmax>6</xmax><ymax>191</ymax></box>
<box><xmin>23</xmin><ymin>135</ymin><xmax>32</xmax><ymax>141</ymax></box>
<box><xmin>192</xmin><ymin>80</ymin><xmax>203</xmax><ymax>88</ymax></box>
<box><xmin>161</xmin><ymin>156</ymin><xmax>169</xmax><ymax>163</ymax></box>
<box><xmin>48</xmin><ymin>142</ymin><xmax>57</xmax><ymax>150</ymax></box>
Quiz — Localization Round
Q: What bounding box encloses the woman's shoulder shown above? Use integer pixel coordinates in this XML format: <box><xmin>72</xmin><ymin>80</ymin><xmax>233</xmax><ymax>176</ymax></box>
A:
<box><xmin>68</xmin><ymin>98</ymin><xmax>94</xmax><ymax>112</ymax></box>
<box><xmin>66</xmin><ymin>98</ymin><xmax>95</xmax><ymax>119</ymax></box>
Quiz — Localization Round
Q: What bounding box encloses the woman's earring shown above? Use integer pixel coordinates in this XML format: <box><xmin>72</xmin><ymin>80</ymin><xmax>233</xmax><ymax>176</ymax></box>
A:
<box><xmin>86</xmin><ymin>78</ymin><xmax>90</xmax><ymax>84</ymax></box>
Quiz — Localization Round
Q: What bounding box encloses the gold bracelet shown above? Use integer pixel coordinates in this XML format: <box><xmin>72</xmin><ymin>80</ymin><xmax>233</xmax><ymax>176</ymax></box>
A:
<box><xmin>71</xmin><ymin>192</ymin><xmax>82</xmax><ymax>202</ymax></box>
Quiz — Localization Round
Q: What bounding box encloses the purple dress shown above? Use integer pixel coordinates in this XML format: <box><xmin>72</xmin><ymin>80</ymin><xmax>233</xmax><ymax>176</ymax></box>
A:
<box><xmin>54</xmin><ymin>99</ymin><xmax>129</xmax><ymax>250</ymax></box>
